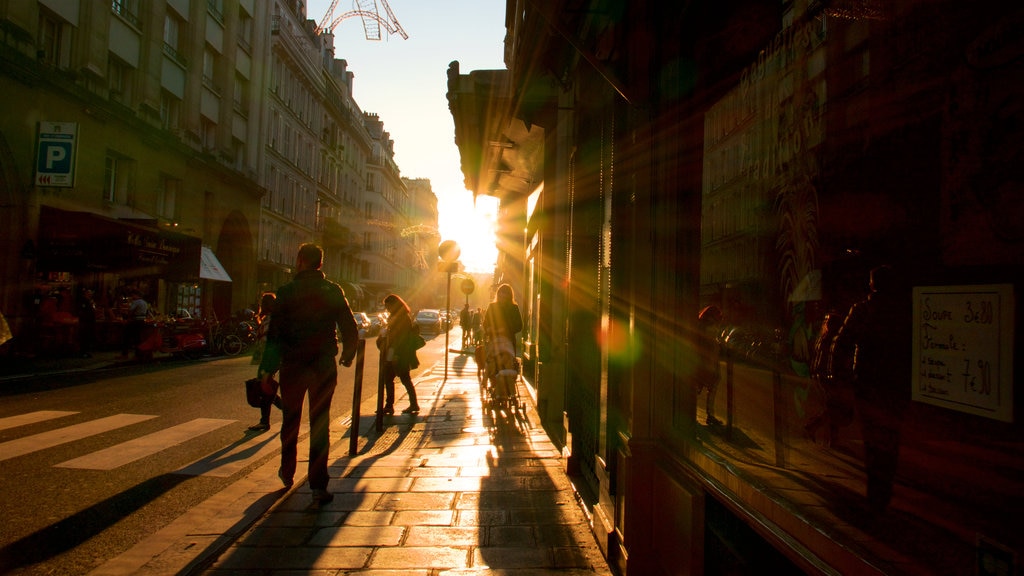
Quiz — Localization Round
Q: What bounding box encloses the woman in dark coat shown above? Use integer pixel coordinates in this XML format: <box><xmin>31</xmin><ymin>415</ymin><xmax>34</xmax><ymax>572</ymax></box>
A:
<box><xmin>482</xmin><ymin>283</ymin><xmax>523</xmax><ymax>354</ymax></box>
<box><xmin>379</xmin><ymin>294</ymin><xmax>420</xmax><ymax>415</ymax></box>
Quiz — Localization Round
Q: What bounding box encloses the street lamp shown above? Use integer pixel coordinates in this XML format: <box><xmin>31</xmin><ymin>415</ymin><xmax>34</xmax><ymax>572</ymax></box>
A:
<box><xmin>438</xmin><ymin>240</ymin><xmax>460</xmax><ymax>381</ymax></box>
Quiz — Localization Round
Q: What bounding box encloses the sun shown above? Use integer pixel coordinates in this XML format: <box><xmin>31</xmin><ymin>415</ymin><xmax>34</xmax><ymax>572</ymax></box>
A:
<box><xmin>437</xmin><ymin>193</ymin><xmax>499</xmax><ymax>273</ymax></box>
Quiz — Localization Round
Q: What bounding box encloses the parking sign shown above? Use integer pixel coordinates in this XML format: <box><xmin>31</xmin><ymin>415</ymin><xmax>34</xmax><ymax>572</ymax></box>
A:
<box><xmin>35</xmin><ymin>122</ymin><xmax>77</xmax><ymax>187</ymax></box>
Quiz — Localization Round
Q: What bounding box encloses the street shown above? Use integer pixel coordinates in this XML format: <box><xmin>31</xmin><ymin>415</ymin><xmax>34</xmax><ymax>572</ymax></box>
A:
<box><xmin>0</xmin><ymin>331</ymin><xmax>458</xmax><ymax>575</ymax></box>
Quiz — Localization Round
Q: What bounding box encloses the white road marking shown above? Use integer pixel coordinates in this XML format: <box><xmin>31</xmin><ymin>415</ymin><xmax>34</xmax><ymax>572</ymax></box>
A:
<box><xmin>57</xmin><ymin>418</ymin><xmax>236</xmax><ymax>470</ymax></box>
<box><xmin>0</xmin><ymin>414</ymin><xmax>156</xmax><ymax>462</ymax></box>
<box><xmin>0</xmin><ymin>410</ymin><xmax>78</xmax><ymax>431</ymax></box>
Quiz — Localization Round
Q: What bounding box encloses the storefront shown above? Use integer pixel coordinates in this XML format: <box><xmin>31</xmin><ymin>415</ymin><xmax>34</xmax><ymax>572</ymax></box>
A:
<box><xmin>31</xmin><ymin>206</ymin><xmax>229</xmax><ymax>354</ymax></box>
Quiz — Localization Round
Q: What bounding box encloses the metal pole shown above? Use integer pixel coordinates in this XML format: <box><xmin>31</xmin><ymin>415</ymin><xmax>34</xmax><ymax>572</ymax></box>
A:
<box><xmin>444</xmin><ymin>269</ymin><xmax>451</xmax><ymax>381</ymax></box>
<box><xmin>349</xmin><ymin>338</ymin><xmax>366</xmax><ymax>455</ymax></box>
<box><xmin>375</xmin><ymin>338</ymin><xmax>385</xmax><ymax>432</ymax></box>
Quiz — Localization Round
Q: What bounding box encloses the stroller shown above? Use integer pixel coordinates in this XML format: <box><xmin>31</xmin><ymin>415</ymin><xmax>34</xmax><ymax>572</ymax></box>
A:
<box><xmin>477</xmin><ymin>333</ymin><xmax>521</xmax><ymax>412</ymax></box>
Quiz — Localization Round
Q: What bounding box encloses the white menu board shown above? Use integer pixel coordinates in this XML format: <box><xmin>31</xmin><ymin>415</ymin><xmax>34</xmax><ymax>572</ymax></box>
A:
<box><xmin>912</xmin><ymin>284</ymin><xmax>1014</xmax><ymax>422</ymax></box>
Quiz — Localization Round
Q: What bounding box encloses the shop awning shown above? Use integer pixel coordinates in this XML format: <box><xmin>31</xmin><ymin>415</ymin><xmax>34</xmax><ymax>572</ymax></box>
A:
<box><xmin>37</xmin><ymin>205</ymin><xmax>202</xmax><ymax>281</ymax></box>
<box><xmin>200</xmin><ymin>246</ymin><xmax>232</xmax><ymax>282</ymax></box>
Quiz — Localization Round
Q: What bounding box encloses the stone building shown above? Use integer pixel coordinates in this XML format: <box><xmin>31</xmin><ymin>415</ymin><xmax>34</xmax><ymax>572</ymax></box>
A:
<box><xmin>0</xmin><ymin>0</ymin><xmax>432</xmax><ymax>354</ymax></box>
<box><xmin>450</xmin><ymin>1</ymin><xmax>1024</xmax><ymax>574</ymax></box>
<box><xmin>0</xmin><ymin>0</ymin><xmax>266</xmax><ymax>351</ymax></box>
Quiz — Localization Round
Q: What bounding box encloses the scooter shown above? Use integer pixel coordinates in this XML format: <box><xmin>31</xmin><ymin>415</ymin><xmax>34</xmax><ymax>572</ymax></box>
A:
<box><xmin>137</xmin><ymin>319</ymin><xmax>208</xmax><ymax>360</ymax></box>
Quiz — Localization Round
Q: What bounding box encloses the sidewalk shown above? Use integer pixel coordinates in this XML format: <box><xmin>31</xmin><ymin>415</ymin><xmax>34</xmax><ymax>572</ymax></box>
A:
<box><xmin>89</xmin><ymin>351</ymin><xmax>614</xmax><ymax>575</ymax></box>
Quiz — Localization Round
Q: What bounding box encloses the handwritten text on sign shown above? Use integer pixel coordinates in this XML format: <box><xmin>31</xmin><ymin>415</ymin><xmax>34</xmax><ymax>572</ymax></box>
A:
<box><xmin>912</xmin><ymin>284</ymin><xmax>1014</xmax><ymax>422</ymax></box>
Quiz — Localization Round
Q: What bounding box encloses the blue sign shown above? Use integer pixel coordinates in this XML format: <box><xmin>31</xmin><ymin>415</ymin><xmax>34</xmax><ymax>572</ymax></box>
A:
<box><xmin>35</xmin><ymin>122</ymin><xmax>77</xmax><ymax>187</ymax></box>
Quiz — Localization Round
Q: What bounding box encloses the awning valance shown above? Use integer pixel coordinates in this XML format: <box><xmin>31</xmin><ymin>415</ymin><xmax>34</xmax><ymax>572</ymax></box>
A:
<box><xmin>37</xmin><ymin>206</ymin><xmax>201</xmax><ymax>281</ymax></box>
<box><xmin>200</xmin><ymin>246</ymin><xmax>232</xmax><ymax>282</ymax></box>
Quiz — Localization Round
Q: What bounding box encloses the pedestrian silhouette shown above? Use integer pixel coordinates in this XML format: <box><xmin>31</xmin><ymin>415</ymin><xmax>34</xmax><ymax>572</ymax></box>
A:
<box><xmin>832</xmin><ymin>264</ymin><xmax>910</xmax><ymax>512</ymax></box>
<box><xmin>378</xmin><ymin>293</ymin><xmax>422</xmax><ymax>415</ymax></box>
<box><xmin>696</xmin><ymin>305</ymin><xmax>724</xmax><ymax>426</ymax></box>
<box><xmin>258</xmin><ymin>243</ymin><xmax>359</xmax><ymax>504</ymax></box>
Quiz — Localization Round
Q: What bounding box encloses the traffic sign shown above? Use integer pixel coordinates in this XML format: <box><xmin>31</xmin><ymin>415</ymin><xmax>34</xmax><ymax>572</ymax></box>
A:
<box><xmin>35</xmin><ymin>121</ymin><xmax>77</xmax><ymax>188</ymax></box>
<box><xmin>460</xmin><ymin>278</ymin><xmax>476</xmax><ymax>295</ymax></box>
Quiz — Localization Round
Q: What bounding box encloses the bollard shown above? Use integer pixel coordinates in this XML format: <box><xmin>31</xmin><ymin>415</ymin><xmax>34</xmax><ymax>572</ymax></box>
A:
<box><xmin>375</xmin><ymin>339</ymin><xmax>385</xmax><ymax>433</ymax></box>
<box><xmin>349</xmin><ymin>339</ymin><xmax>366</xmax><ymax>456</ymax></box>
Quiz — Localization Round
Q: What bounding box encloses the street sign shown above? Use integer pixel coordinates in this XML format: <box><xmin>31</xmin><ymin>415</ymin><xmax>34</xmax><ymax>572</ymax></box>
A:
<box><xmin>438</xmin><ymin>240</ymin><xmax>460</xmax><ymax>262</ymax></box>
<box><xmin>35</xmin><ymin>121</ymin><xmax>78</xmax><ymax>188</ymax></box>
<box><xmin>460</xmin><ymin>278</ymin><xmax>476</xmax><ymax>295</ymax></box>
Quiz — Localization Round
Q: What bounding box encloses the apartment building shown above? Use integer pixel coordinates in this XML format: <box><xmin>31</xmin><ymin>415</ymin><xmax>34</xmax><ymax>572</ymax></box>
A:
<box><xmin>359</xmin><ymin>112</ymin><xmax>415</xmax><ymax>308</ymax></box>
<box><xmin>0</xmin><ymin>0</ymin><xmax>423</xmax><ymax>355</ymax></box>
<box><xmin>257</xmin><ymin>0</ymin><xmax>370</xmax><ymax>307</ymax></box>
<box><xmin>0</xmin><ymin>0</ymin><xmax>266</xmax><ymax>352</ymax></box>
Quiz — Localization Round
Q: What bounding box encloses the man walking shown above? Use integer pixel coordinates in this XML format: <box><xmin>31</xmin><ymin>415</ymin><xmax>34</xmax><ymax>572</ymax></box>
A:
<box><xmin>259</xmin><ymin>243</ymin><xmax>359</xmax><ymax>504</ymax></box>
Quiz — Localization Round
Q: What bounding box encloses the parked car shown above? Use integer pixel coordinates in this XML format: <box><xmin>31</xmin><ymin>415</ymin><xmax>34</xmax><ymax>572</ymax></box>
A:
<box><xmin>363</xmin><ymin>312</ymin><xmax>382</xmax><ymax>337</ymax></box>
<box><xmin>414</xmin><ymin>309</ymin><xmax>442</xmax><ymax>334</ymax></box>
<box><xmin>352</xmin><ymin>312</ymin><xmax>371</xmax><ymax>337</ymax></box>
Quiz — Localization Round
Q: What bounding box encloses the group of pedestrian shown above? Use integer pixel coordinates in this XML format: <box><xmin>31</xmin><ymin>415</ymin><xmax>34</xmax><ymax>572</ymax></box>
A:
<box><xmin>249</xmin><ymin>244</ymin><xmax>529</xmax><ymax>506</ymax></box>
<box><xmin>459</xmin><ymin>305</ymin><xmax>483</xmax><ymax>347</ymax></box>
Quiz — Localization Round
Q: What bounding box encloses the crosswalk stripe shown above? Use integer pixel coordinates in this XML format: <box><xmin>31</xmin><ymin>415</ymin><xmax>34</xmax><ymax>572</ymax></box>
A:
<box><xmin>0</xmin><ymin>414</ymin><xmax>156</xmax><ymax>462</ymax></box>
<box><xmin>0</xmin><ymin>410</ymin><xmax>78</xmax><ymax>431</ymax></box>
<box><xmin>56</xmin><ymin>418</ymin><xmax>236</xmax><ymax>470</ymax></box>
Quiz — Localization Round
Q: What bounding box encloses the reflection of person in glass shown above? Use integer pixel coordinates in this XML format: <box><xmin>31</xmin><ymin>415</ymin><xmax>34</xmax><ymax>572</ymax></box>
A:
<box><xmin>832</xmin><ymin>265</ymin><xmax>910</xmax><ymax>512</ymax></box>
<box><xmin>696</xmin><ymin>305</ymin><xmax>724</xmax><ymax>426</ymax></box>
<box><xmin>804</xmin><ymin>311</ymin><xmax>854</xmax><ymax>447</ymax></box>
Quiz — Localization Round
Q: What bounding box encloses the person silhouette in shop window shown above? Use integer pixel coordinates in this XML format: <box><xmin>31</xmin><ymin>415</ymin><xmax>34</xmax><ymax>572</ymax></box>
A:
<box><xmin>695</xmin><ymin>305</ymin><xmax>725</xmax><ymax>427</ymax></box>
<box><xmin>832</xmin><ymin>264</ymin><xmax>911</xmax><ymax>513</ymax></box>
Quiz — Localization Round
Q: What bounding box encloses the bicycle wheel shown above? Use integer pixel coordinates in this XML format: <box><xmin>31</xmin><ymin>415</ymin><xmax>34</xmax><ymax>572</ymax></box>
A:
<box><xmin>222</xmin><ymin>334</ymin><xmax>244</xmax><ymax>356</ymax></box>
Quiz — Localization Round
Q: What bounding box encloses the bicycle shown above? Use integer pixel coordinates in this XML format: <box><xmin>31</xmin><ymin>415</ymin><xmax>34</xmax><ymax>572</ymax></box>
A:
<box><xmin>208</xmin><ymin>321</ymin><xmax>245</xmax><ymax>356</ymax></box>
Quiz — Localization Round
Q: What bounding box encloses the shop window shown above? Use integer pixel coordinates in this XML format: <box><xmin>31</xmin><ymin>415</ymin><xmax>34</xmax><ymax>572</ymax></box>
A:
<box><xmin>103</xmin><ymin>153</ymin><xmax>135</xmax><ymax>206</ymax></box>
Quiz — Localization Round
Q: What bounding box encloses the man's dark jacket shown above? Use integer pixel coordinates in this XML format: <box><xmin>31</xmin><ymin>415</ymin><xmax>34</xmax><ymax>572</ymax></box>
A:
<box><xmin>259</xmin><ymin>269</ymin><xmax>358</xmax><ymax>373</ymax></box>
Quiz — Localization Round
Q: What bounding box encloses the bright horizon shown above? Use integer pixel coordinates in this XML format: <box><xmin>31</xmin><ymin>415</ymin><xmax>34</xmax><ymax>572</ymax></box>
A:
<box><xmin>306</xmin><ymin>0</ymin><xmax>506</xmax><ymax>273</ymax></box>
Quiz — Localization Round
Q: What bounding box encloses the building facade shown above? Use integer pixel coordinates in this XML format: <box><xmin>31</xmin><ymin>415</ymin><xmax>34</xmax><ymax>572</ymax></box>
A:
<box><xmin>0</xmin><ymin>0</ymin><xmax>429</xmax><ymax>355</ymax></box>
<box><xmin>258</xmin><ymin>0</ymin><xmax>371</xmax><ymax>309</ymax></box>
<box><xmin>0</xmin><ymin>0</ymin><xmax>265</xmax><ymax>353</ymax></box>
<box><xmin>402</xmin><ymin>176</ymin><xmax>442</xmax><ymax>312</ymax></box>
<box><xmin>450</xmin><ymin>1</ymin><xmax>1023</xmax><ymax>574</ymax></box>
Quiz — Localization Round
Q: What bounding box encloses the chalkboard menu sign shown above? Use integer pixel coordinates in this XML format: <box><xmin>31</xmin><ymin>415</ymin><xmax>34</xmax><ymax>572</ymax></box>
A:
<box><xmin>912</xmin><ymin>284</ymin><xmax>1015</xmax><ymax>422</ymax></box>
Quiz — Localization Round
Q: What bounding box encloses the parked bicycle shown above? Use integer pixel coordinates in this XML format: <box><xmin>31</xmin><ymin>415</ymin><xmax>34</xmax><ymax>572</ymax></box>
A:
<box><xmin>208</xmin><ymin>321</ymin><xmax>246</xmax><ymax>356</ymax></box>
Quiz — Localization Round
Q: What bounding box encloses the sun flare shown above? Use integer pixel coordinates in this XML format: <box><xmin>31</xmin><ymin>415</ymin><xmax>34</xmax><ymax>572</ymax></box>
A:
<box><xmin>437</xmin><ymin>193</ymin><xmax>499</xmax><ymax>273</ymax></box>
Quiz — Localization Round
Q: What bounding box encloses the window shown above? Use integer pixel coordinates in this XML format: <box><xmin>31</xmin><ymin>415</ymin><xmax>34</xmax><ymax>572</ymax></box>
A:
<box><xmin>160</xmin><ymin>90</ymin><xmax>180</xmax><ymax>131</ymax></box>
<box><xmin>108</xmin><ymin>56</ymin><xmax>133</xmax><ymax>103</ymax></box>
<box><xmin>103</xmin><ymin>153</ymin><xmax>135</xmax><ymax>205</ymax></box>
<box><xmin>238</xmin><ymin>9</ymin><xmax>253</xmax><ymax>49</ymax></box>
<box><xmin>111</xmin><ymin>0</ymin><xmax>140</xmax><ymax>26</ymax></box>
<box><xmin>38</xmin><ymin>9</ymin><xmax>68</xmax><ymax>68</ymax></box>
<box><xmin>157</xmin><ymin>175</ymin><xmax>180</xmax><ymax>219</ymax></box>
<box><xmin>201</xmin><ymin>117</ymin><xmax>216</xmax><ymax>150</ymax></box>
<box><xmin>163</xmin><ymin>12</ymin><xmax>185</xmax><ymax>65</ymax></box>
<box><xmin>233</xmin><ymin>73</ymin><xmax>248</xmax><ymax>113</ymax></box>
<box><xmin>203</xmin><ymin>47</ymin><xmax>219</xmax><ymax>92</ymax></box>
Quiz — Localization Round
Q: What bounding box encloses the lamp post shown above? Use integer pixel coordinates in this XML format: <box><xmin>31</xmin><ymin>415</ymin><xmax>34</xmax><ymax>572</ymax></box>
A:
<box><xmin>438</xmin><ymin>240</ymin><xmax>460</xmax><ymax>381</ymax></box>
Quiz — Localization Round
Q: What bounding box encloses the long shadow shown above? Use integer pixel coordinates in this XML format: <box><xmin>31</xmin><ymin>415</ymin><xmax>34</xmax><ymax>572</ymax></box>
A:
<box><xmin>0</xmin><ymin>473</ymin><xmax>191</xmax><ymax>573</ymax></box>
<box><xmin>0</xmin><ymin>355</ymin><xmax>220</xmax><ymax>396</ymax></box>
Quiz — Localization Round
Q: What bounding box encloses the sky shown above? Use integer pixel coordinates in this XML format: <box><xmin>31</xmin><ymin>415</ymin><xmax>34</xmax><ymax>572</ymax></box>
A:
<box><xmin>306</xmin><ymin>0</ymin><xmax>506</xmax><ymax>273</ymax></box>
